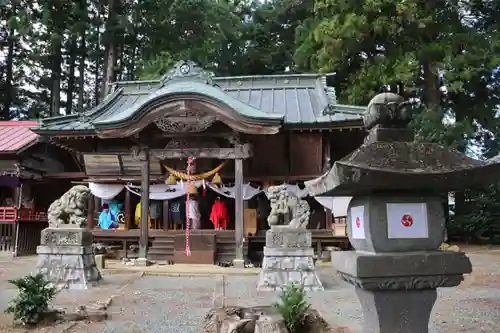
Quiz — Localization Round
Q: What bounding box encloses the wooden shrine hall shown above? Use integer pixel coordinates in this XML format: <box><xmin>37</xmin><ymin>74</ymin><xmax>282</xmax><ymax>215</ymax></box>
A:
<box><xmin>33</xmin><ymin>60</ymin><xmax>367</xmax><ymax>265</ymax></box>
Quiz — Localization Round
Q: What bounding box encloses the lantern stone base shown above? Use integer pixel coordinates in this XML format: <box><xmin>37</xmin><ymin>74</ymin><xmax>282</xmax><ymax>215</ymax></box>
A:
<box><xmin>257</xmin><ymin>226</ymin><xmax>323</xmax><ymax>291</ymax></box>
<box><xmin>356</xmin><ymin>288</ymin><xmax>437</xmax><ymax>333</ymax></box>
<box><xmin>37</xmin><ymin>228</ymin><xmax>102</xmax><ymax>290</ymax></box>
<box><xmin>332</xmin><ymin>250</ymin><xmax>472</xmax><ymax>333</ymax></box>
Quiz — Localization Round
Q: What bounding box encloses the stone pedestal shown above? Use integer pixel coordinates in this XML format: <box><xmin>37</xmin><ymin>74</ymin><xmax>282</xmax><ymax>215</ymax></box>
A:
<box><xmin>257</xmin><ymin>226</ymin><xmax>323</xmax><ymax>291</ymax></box>
<box><xmin>37</xmin><ymin>228</ymin><xmax>102</xmax><ymax>290</ymax></box>
<box><xmin>333</xmin><ymin>251</ymin><xmax>471</xmax><ymax>333</ymax></box>
<box><xmin>355</xmin><ymin>288</ymin><xmax>437</xmax><ymax>333</ymax></box>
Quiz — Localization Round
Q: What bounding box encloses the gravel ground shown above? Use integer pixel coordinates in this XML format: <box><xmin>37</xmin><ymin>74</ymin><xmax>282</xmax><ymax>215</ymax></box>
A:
<box><xmin>66</xmin><ymin>252</ymin><xmax>500</xmax><ymax>333</ymax></box>
<box><xmin>1</xmin><ymin>251</ymin><xmax>500</xmax><ymax>332</ymax></box>
<box><xmin>0</xmin><ymin>253</ymin><xmax>141</xmax><ymax>333</ymax></box>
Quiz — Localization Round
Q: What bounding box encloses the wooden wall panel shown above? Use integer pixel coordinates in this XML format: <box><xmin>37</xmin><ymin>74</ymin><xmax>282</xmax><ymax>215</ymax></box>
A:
<box><xmin>84</xmin><ymin>154</ymin><xmax>163</xmax><ymax>176</ymax></box>
<box><xmin>249</xmin><ymin>134</ymin><xmax>288</xmax><ymax>177</ymax></box>
<box><xmin>121</xmin><ymin>155</ymin><xmax>162</xmax><ymax>175</ymax></box>
<box><xmin>289</xmin><ymin>132</ymin><xmax>322</xmax><ymax>176</ymax></box>
<box><xmin>83</xmin><ymin>155</ymin><xmax>120</xmax><ymax>175</ymax></box>
<box><xmin>328</xmin><ymin>129</ymin><xmax>366</xmax><ymax>162</ymax></box>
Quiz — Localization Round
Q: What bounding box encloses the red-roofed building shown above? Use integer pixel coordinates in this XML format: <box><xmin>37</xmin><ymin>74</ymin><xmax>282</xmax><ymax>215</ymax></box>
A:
<box><xmin>0</xmin><ymin>121</ymin><xmax>82</xmax><ymax>255</ymax></box>
<box><xmin>0</xmin><ymin>121</ymin><xmax>39</xmax><ymax>154</ymax></box>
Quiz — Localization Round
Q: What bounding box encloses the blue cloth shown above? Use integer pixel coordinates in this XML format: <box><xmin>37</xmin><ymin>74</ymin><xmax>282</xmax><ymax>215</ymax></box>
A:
<box><xmin>98</xmin><ymin>211</ymin><xmax>118</xmax><ymax>229</ymax></box>
<box><xmin>108</xmin><ymin>201</ymin><xmax>121</xmax><ymax>217</ymax></box>
<box><xmin>103</xmin><ymin>200</ymin><xmax>122</xmax><ymax>216</ymax></box>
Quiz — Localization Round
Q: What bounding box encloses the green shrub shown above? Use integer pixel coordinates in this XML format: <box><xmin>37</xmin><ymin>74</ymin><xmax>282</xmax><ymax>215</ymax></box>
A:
<box><xmin>274</xmin><ymin>282</ymin><xmax>311</xmax><ymax>333</ymax></box>
<box><xmin>5</xmin><ymin>273</ymin><xmax>57</xmax><ymax>326</ymax></box>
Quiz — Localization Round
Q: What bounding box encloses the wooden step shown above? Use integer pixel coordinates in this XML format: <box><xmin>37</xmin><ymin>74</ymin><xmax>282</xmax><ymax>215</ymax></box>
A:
<box><xmin>150</xmin><ymin>249</ymin><xmax>174</xmax><ymax>256</ymax></box>
<box><xmin>148</xmin><ymin>248</ymin><xmax>174</xmax><ymax>257</ymax></box>
<box><xmin>152</xmin><ymin>239</ymin><xmax>174</xmax><ymax>245</ymax></box>
<box><xmin>148</xmin><ymin>234</ymin><xmax>175</xmax><ymax>262</ymax></box>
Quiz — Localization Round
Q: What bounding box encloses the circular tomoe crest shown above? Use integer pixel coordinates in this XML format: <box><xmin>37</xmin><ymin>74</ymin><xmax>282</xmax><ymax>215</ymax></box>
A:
<box><xmin>401</xmin><ymin>214</ymin><xmax>413</xmax><ymax>227</ymax></box>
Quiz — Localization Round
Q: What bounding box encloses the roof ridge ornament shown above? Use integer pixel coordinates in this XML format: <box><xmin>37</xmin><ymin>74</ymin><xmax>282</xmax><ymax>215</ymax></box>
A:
<box><xmin>159</xmin><ymin>60</ymin><xmax>214</xmax><ymax>87</ymax></box>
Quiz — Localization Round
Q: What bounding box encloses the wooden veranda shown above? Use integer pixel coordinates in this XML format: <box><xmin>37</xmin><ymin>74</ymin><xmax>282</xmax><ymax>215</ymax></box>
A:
<box><xmin>91</xmin><ymin>228</ymin><xmax>350</xmax><ymax>265</ymax></box>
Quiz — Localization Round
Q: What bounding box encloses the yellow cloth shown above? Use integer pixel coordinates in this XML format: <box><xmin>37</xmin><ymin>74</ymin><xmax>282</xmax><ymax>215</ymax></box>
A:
<box><xmin>135</xmin><ymin>201</ymin><xmax>152</xmax><ymax>228</ymax></box>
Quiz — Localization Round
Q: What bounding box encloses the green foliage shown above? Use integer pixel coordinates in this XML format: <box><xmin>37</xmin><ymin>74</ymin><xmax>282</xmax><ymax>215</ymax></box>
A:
<box><xmin>274</xmin><ymin>282</ymin><xmax>311</xmax><ymax>333</ymax></box>
<box><xmin>295</xmin><ymin>0</ymin><xmax>500</xmax><ymax>148</ymax></box>
<box><xmin>5</xmin><ymin>273</ymin><xmax>57</xmax><ymax>327</ymax></box>
<box><xmin>450</xmin><ymin>184</ymin><xmax>500</xmax><ymax>243</ymax></box>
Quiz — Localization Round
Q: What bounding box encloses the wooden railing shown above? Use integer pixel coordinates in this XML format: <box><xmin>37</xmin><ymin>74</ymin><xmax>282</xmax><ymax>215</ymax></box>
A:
<box><xmin>0</xmin><ymin>206</ymin><xmax>47</xmax><ymax>222</ymax></box>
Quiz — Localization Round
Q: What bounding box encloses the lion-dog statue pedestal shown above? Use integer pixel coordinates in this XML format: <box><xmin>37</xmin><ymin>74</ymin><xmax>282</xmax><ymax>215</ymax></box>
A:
<box><xmin>257</xmin><ymin>185</ymin><xmax>324</xmax><ymax>291</ymax></box>
<box><xmin>37</xmin><ymin>185</ymin><xmax>102</xmax><ymax>290</ymax></box>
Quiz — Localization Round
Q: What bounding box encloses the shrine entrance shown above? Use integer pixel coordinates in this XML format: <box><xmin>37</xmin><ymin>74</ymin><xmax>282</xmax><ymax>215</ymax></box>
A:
<box><xmin>84</xmin><ymin>61</ymin><xmax>282</xmax><ymax>265</ymax></box>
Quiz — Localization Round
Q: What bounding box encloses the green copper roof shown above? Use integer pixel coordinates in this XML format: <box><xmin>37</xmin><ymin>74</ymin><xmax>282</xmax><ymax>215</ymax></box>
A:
<box><xmin>94</xmin><ymin>81</ymin><xmax>281</xmax><ymax>126</ymax></box>
<box><xmin>36</xmin><ymin>60</ymin><xmax>365</xmax><ymax>133</ymax></box>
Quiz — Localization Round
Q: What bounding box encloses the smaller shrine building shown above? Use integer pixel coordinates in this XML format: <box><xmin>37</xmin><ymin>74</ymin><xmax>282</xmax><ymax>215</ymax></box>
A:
<box><xmin>0</xmin><ymin>121</ymin><xmax>81</xmax><ymax>255</ymax></box>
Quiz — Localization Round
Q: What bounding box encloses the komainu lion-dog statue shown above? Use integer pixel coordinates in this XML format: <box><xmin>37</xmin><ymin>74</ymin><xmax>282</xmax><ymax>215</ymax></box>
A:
<box><xmin>47</xmin><ymin>185</ymin><xmax>91</xmax><ymax>228</ymax></box>
<box><xmin>266</xmin><ymin>185</ymin><xmax>310</xmax><ymax>228</ymax></box>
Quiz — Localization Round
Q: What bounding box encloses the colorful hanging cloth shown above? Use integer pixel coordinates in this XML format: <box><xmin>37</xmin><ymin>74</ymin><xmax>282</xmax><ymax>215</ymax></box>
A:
<box><xmin>210</xmin><ymin>200</ymin><xmax>229</xmax><ymax>230</ymax></box>
<box><xmin>135</xmin><ymin>201</ymin><xmax>152</xmax><ymax>228</ymax></box>
<box><xmin>98</xmin><ymin>211</ymin><xmax>118</xmax><ymax>230</ymax></box>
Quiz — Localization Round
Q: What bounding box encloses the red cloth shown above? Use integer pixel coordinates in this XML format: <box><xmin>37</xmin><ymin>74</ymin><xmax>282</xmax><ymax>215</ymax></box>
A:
<box><xmin>210</xmin><ymin>200</ymin><xmax>229</xmax><ymax>229</ymax></box>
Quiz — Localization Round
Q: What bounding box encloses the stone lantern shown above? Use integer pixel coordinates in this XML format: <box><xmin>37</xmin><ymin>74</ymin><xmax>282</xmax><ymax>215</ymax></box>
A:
<box><xmin>305</xmin><ymin>92</ymin><xmax>500</xmax><ymax>333</ymax></box>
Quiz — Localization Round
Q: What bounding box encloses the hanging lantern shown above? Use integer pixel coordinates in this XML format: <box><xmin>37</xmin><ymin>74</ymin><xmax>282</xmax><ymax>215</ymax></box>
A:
<box><xmin>166</xmin><ymin>173</ymin><xmax>177</xmax><ymax>185</ymax></box>
<box><xmin>188</xmin><ymin>183</ymin><xmax>198</xmax><ymax>195</ymax></box>
<box><xmin>212</xmin><ymin>172</ymin><xmax>222</xmax><ymax>186</ymax></box>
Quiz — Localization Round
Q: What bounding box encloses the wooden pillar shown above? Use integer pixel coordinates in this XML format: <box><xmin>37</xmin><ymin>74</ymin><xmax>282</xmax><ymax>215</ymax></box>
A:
<box><xmin>125</xmin><ymin>187</ymin><xmax>132</xmax><ymax>229</ymax></box>
<box><xmin>14</xmin><ymin>184</ymin><xmax>23</xmax><ymax>208</ymax></box>
<box><xmin>13</xmin><ymin>183</ymin><xmax>23</xmax><ymax>257</ymax></box>
<box><xmin>325</xmin><ymin>208</ymin><xmax>333</xmax><ymax>230</ymax></box>
<box><xmin>139</xmin><ymin>149</ymin><xmax>150</xmax><ymax>259</ymax></box>
<box><xmin>93</xmin><ymin>196</ymin><xmax>100</xmax><ymax>228</ymax></box>
<box><xmin>162</xmin><ymin>200</ymin><xmax>169</xmax><ymax>230</ymax></box>
<box><xmin>88</xmin><ymin>194</ymin><xmax>95</xmax><ymax>229</ymax></box>
<box><xmin>233</xmin><ymin>158</ymin><xmax>244</xmax><ymax>266</ymax></box>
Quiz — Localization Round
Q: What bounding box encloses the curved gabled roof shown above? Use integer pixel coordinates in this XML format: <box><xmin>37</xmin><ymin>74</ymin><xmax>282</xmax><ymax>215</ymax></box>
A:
<box><xmin>94</xmin><ymin>80</ymin><xmax>282</xmax><ymax>127</ymax></box>
<box><xmin>34</xmin><ymin>61</ymin><xmax>366</xmax><ymax>135</ymax></box>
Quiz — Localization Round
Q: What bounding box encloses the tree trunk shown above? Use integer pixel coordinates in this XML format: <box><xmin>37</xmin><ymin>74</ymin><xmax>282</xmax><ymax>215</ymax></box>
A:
<box><xmin>101</xmin><ymin>0</ymin><xmax>120</xmax><ymax>100</ymax></box>
<box><xmin>66</xmin><ymin>34</ymin><xmax>78</xmax><ymax>114</ymax></box>
<box><xmin>76</xmin><ymin>0</ymin><xmax>87</xmax><ymax>110</ymax></box>
<box><xmin>127</xmin><ymin>3</ymin><xmax>140</xmax><ymax>81</ymax></box>
<box><xmin>77</xmin><ymin>26</ymin><xmax>86</xmax><ymax>110</ymax></box>
<box><xmin>3</xmin><ymin>2</ymin><xmax>16</xmax><ymax>120</ymax></box>
<box><xmin>50</xmin><ymin>36</ymin><xmax>62</xmax><ymax>117</ymax></box>
<box><xmin>421</xmin><ymin>60</ymin><xmax>441</xmax><ymax>113</ymax></box>
<box><xmin>101</xmin><ymin>43</ymin><xmax>116</xmax><ymax>98</ymax></box>
<box><xmin>117</xmin><ymin>38</ymin><xmax>125</xmax><ymax>81</ymax></box>
<box><xmin>94</xmin><ymin>6</ymin><xmax>102</xmax><ymax>106</ymax></box>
